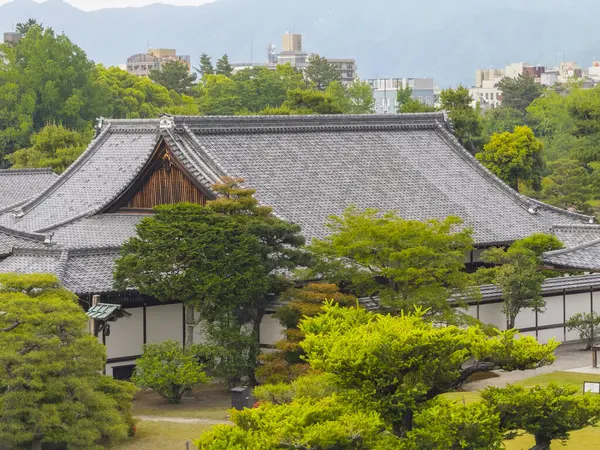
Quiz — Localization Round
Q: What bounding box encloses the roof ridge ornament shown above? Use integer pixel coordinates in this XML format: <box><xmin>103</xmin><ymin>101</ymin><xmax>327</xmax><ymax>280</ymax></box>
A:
<box><xmin>159</xmin><ymin>115</ymin><xmax>175</xmax><ymax>130</ymax></box>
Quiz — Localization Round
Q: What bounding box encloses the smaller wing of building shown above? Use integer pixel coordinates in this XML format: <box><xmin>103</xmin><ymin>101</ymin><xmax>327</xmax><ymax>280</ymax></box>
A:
<box><xmin>0</xmin><ymin>168</ymin><xmax>58</xmax><ymax>213</ymax></box>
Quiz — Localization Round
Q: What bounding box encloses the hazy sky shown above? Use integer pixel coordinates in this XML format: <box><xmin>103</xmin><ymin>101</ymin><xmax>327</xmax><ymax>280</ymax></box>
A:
<box><xmin>0</xmin><ymin>0</ymin><xmax>216</xmax><ymax>11</ymax></box>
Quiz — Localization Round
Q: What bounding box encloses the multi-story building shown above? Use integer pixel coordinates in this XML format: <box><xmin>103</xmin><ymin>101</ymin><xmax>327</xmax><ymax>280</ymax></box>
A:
<box><xmin>3</xmin><ymin>31</ymin><xmax>22</xmax><ymax>44</ymax></box>
<box><xmin>125</xmin><ymin>48</ymin><xmax>191</xmax><ymax>77</ymax></box>
<box><xmin>328</xmin><ymin>58</ymin><xmax>357</xmax><ymax>85</ymax></box>
<box><xmin>231</xmin><ymin>33</ymin><xmax>357</xmax><ymax>85</ymax></box>
<box><xmin>368</xmin><ymin>78</ymin><xmax>437</xmax><ymax>114</ymax></box>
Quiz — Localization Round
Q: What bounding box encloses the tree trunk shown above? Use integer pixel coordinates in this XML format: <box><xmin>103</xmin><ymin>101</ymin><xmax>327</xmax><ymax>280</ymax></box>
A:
<box><xmin>185</xmin><ymin>304</ymin><xmax>195</xmax><ymax>347</ymax></box>
<box><xmin>507</xmin><ymin>315</ymin><xmax>516</xmax><ymax>330</ymax></box>
<box><xmin>529</xmin><ymin>434</ymin><xmax>551</xmax><ymax>450</ymax></box>
<box><xmin>31</xmin><ymin>438</ymin><xmax>42</xmax><ymax>450</ymax></box>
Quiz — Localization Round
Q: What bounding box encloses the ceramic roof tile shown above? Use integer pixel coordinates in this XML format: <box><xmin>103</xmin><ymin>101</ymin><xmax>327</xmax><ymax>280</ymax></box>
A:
<box><xmin>63</xmin><ymin>249</ymin><xmax>121</xmax><ymax>294</ymax></box>
<box><xmin>0</xmin><ymin>168</ymin><xmax>58</xmax><ymax>212</ymax></box>
<box><xmin>0</xmin><ymin>130</ymin><xmax>159</xmax><ymax>233</ymax></box>
<box><xmin>181</xmin><ymin>115</ymin><xmax>589</xmax><ymax>245</ymax></box>
<box><xmin>550</xmin><ymin>224</ymin><xmax>600</xmax><ymax>248</ymax></box>
<box><xmin>543</xmin><ymin>239</ymin><xmax>600</xmax><ymax>271</ymax></box>
<box><xmin>47</xmin><ymin>214</ymin><xmax>147</xmax><ymax>249</ymax></box>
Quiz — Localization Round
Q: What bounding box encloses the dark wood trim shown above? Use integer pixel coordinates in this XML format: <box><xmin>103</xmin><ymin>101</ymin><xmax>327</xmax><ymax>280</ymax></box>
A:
<box><xmin>259</xmin><ymin>344</ymin><xmax>275</xmax><ymax>349</ymax></box>
<box><xmin>143</xmin><ymin>303</ymin><xmax>147</xmax><ymax>345</ymax></box>
<box><xmin>107</xmin><ymin>355</ymin><xmax>142</xmax><ymax>364</ymax></box>
<box><xmin>182</xmin><ymin>304</ymin><xmax>186</xmax><ymax>347</ymax></box>
<box><xmin>563</xmin><ymin>289</ymin><xmax>567</xmax><ymax>342</ymax></box>
<box><xmin>518</xmin><ymin>323</ymin><xmax>566</xmax><ymax>334</ymax></box>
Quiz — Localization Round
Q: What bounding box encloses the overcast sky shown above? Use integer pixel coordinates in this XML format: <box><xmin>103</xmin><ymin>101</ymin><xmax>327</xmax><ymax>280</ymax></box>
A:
<box><xmin>0</xmin><ymin>0</ymin><xmax>216</xmax><ymax>10</ymax></box>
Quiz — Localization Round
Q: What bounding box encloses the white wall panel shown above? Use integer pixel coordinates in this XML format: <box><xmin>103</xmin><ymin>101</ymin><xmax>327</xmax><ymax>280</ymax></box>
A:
<box><xmin>104</xmin><ymin>307</ymin><xmax>144</xmax><ymax>359</ymax></box>
<box><xmin>260</xmin><ymin>314</ymin><xmax>285</xmax><ymax>346</ymax></box>
<box><xmin>478</xmin><ymin>303</ymin><xmax>505</xmax><ymax>329</ymax></box>
<box><xmin>146</xmin><ymin>303</ymin><xmax>184</xmax><ymax>345</ymax></box>
<box><xmin>514</xmin><ymin>308</ymin><xmax>536</xmax><ymax>330</ymax></box>
<box><xmin>565</xmin><ymin>293</ymin><xmax>592</xmax><ymax>320</ymax></box>
<box><xmin>538</xmin><ymin>296</ymin><xmax>564</xmax><ymax>326</ymax></box>
<box><xmin>537</xmin><ymin>327</ymin><xmax>564</xmax><ymax>345</ymax></box>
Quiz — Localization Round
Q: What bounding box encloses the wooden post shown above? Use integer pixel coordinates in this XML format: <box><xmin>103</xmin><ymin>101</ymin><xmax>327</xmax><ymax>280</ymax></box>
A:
<box><xmin>90</xmin><ymin>294</ymin><xmax>100</xmax><ymax>336</ymax></box>
<box><xmin>593</xmin><ymin>347</ymin><xmax>599</xmax><ymax>369</ymax></box>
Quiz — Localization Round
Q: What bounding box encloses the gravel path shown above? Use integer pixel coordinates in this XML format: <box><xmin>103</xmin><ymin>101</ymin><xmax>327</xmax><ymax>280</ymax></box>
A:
<box><xmin>463</xmin><ymin>341</ymin><xmax>596</xmax><ymax>391</ymax></box>
<box><xmin>135</xmin><ymin>415</ymin><xmax>232</xmax><ymax>425</ymax></box>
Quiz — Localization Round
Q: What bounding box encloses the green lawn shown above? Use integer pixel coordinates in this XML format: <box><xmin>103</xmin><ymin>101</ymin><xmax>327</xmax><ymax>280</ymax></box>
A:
<box><xmin>132</xmin><ymin>383</ymin><xmax>232</xmax><ymax>420</ymax></box>
<box><xmin>445</xmin><ymin>371</ymin><xmax>600</xmax><ymax>449</ymax></box>
<box><xmin>113</xmin><ymin>422</ymin><xmax>213</xmax><ymax>450</ymax></box>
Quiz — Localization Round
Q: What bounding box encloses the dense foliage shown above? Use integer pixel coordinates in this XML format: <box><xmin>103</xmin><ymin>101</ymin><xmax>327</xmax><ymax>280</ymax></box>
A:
<box><xmin>482</xmin><ymin>383</ymin><xmax>600</xmax><ymax>450</ymax></box>
<box><xmin>305</xmin><ymin>207</ymin><xmax>476</xmax><ymax>321</ymax></box>
<box><xmin>197</xmin><ymin>304</ymin><xmax>559</xmax><ymax>449</ymax></box>
<box><xmin>0</xmin><ymin>273</ymin><xmax>136</xmax><ymax>449</ymax></box>
<box><xmin>257</xmin><ymin>283</ymin><xmax>356</xmax><ymax>384</ymax></box>
<box><xmin>132</xmin><ymin>340</ymin><xmax>208</xmax><ymax>403</ymax></box>
<box><xmin>566</xmin><ymin>312</ymin><xmax>600</xmax><ymax>350</ymax></box>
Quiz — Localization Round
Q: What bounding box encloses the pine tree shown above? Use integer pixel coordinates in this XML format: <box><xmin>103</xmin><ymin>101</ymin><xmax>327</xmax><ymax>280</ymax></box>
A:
<box><xmin>196</xmin><ymin>53</ymin><xmax>214</xmax><ymax>77</ymax></box>
<box><xmin>215</xmin><ymin>54</ymin><xmax>233</xmax><ymax>77</ymax></box>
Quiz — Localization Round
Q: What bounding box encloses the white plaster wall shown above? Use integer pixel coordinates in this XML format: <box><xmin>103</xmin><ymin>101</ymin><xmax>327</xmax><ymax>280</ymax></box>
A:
<box><xmin>538</xmin><ymin>296</ymin><xmax>564</xmax><ymax>327</ymax></box>
<box><xmin>537</xmin><ymin>327</ymin><xmax>564</xmax><ymax>345</ymax></box>
<box><xmin>146</xmin><ymin>303</ymin><xmax>184</xmax><ymax>345</ymax></box>
<box><xmin>478</xmin><ymin>303</ymin><xmax>505</xmax><ymax>329</ymax></box>
<box><xmin>565</xmin><ymin>293</ymin><xmax>591</xmax><ymax>321</ymax></box>
<box><xmin>260</xmin><ymin>314</ymin><xmax>285</xmax><ymax>346</ymax></box>
<box><xmin>103</xmin><ymin>307</ymin><xmax>144</xmax><ymax>359</ymax></box>
<box><xmin>594</xmin><ymin>290</ymin><xmax>600</xmax><ymax>313</ymax></box>
<box><xmin>514</xmin><ymin>308</ymin><xmax>536</xmax><ymax>330</ymax></box>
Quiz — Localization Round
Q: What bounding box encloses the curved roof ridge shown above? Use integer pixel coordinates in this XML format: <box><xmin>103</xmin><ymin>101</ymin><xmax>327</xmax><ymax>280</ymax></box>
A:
<box><xmin>0</xmin><ymin>168</ymin><xmax>56</xmax><ymax>175</ymax></box>
<box><xmin>11</xmin><ymin>247</ymin><xmax>64</xmax><ymax>257</ymax></box>
<box><xmin>551</xmin><ymin>223</ymin><xmax>600</xmax><ymax>231</ymax></box>
<box><xmin>544</xmin><ymin>238</ymin><xmax>600</xmax><ymax>257</ymax></box>
<box><xmin>173</xmin><ymin>112</ymin><xmax>450</xmax><ymax>134</ymax></box>
<box><xmin>433</xmin><ymin>124</ymin><xmax>594</xmax><ymax>223</ymax></box>
<box><xmin>18</xmin><ymin>125</ymin><xmax>113</xmax><ymax>215</ymax></box>
<box><xmin>0</xmin><ymin>224</ymin><xmax>47</xmax><ymax>242</ymax></box>
<box><xmin>179</xmin><ymin>125</ymin><xmax>228</xmax><ymax>180</ymax></box>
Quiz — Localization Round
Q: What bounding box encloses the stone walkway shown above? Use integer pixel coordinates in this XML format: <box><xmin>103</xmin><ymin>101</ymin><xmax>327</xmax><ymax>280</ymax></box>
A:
<box><xmin>135</xmin><ymin>415</ymin><xmax>232</xmax><ymax>425</ymax></box>
<box><xmin>463</xmin><ymin>341</ymin><xmax>598</xmax><ymax>391</ymax></box>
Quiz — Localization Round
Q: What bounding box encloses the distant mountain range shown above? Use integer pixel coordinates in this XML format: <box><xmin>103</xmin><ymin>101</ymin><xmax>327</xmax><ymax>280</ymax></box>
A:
<box><xmin>1</xmin><ymin>0</ymin><xmax>600</xmax><ymax>86</ymax></box>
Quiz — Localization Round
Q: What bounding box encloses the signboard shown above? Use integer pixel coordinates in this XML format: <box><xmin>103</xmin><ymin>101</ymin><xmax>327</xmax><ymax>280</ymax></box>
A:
<box><xmin>583</xmin><ymin>382</ymin><xmax>600</xmax><ymax>394</ymax></box>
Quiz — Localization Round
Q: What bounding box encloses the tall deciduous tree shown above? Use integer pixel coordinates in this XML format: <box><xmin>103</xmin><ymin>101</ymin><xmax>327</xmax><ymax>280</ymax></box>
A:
<box><xmin>114</xmin><ymin>203</ymin><xmax>269</xmax><ymax>346</ymax></box>
<box><xmin>304</xmin><ymin>54</ymin><xmax>340</xmax><ymax>90</ymax></box>
<box><xmin>15</xmin><ymin>19</ymin><xmax>41</xmax><ymax>35</ymax></box>
<box><xmin>215</xmin><ymin>54</ymin><xmax>233</xmax><ymax>77</ymax></box>
<box><xmin>347</xmin><ymin>80</ymin><xmax>375</xmax><ymax>114</ymax></box>
<box><xmin>497</xmin><ymin>74</ymin><xmax>544</xmax><ymax>114</ymax></box>
<box><xmin>475</xmin><ymin>234</ymin><xmax>563</xmax><ymax>330</ymax></box>
<box><xmin>396</xmin><ymin>85</ymin><xmax>437</xmax><ymax>113</ymax></box>
<box><xmin>0</xmin><ymin>25</ymin><xmax>100</xmax><ymax>161</ymax></box>
<box><xmin>476</xmin><ymin>125</ymin><xmax>544</xmax><ymax>191</ymax></box>
<box><xmin>149</xmin><ymin>60</ymin><xmax>197</xmax><ymax>94</ymax></box>
<box><xmin>306</xmin><ymin>207</ymin><xmax>475</xmax><ymax>321</ymax></box>
<box><xmin>537</xmin><ymin>158</ymin><xmax>596</xmax><ymax>213</ymax></box>
<box><xmin>283</xmin><ymin>88</ymin><xmax>344</xmax><ymax>114</ymax></box>
<box><xmin>0</xmin><ymin>274</ymin><xmax>136</xmax><ymax>450</ymax></box>
<box><xmin>440</xmin><ymin>85</ymin><xmax>483</xmax><ymax>153</ymax></box>
<box><xmin>6</xmin><ymin>123</ymin><xmax>93</xmax><ymax>172</ymax></box>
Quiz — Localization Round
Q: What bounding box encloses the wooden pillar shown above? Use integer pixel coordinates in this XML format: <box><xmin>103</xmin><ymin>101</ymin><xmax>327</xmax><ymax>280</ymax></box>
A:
<box><xmin>563</xmin><ymin>289</ymin><xmax>567</xmax><ymax>343</ymax></box>
<box><xmin>143</xmin><ymin>303</ymin><xmax>147</xmax><ymax>345</ymax></box>
<box><xmin>182</xmin><ymin>303</ymin><xmax>186</xmax><ymax>347</ymax></box>
<box><xmin>90</xmin><ymin>294</ymin><xmax>100</xmax><ymax>336</ymax></box>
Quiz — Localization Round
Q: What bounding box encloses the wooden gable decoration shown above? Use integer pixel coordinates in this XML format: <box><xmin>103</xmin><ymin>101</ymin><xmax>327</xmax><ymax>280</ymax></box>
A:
<box><xmin>106</xmin><ymin>139</ymin><xmax>208</xmax><ymax>212</ymax></box>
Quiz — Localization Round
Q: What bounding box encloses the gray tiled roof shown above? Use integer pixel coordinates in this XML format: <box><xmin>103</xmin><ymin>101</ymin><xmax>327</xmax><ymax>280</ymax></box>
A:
<box><xmin>0</xmin><ymin>168</ymin><xmax>58</xmax><ymax>213</ymax></box>
<box><xmin>0</xmin><ymin>128</ymin><xmax>159</xmax><ymax>233</ymax></box>
<box><xmin>0</xmin><ymin>225</ymin><xmax>49</xmax><ymax>255</ymax></box>
<box><xmin>543</xmin><ymin>239</ymin><xmax>600</xmax><ymax>271</ymax></box>
<box><xmin>551</xmin><ymin>224</ymin><xmax>600</xmax><ymax>248</ymax></box>
<box><xmin>47</xmin><ymin>214</ymin><xmax>147</xmax><ymax>249</ymax></box>
<box><xmin>63</xmin><ymin>249</ymin><xmax>121</xmax><ymax>294</ymax></box>
<box><xmin>174</xmin><ymin>114</ymin><xmax>590</xmax><ymax>245</ymax></box>
<box><xmin>0</xmin><ymin>113</ymin><xmax>596</xmax><ymax>295</ymax></box>
<box><xmin>0</xmin><ymin>247</ymin><xmax>121</xmax><ymax>294</ymax></box>
<box><xmin>477</xmin><ymin>273</ymin><xmax>600</xmax><ymax>300</ymax></box>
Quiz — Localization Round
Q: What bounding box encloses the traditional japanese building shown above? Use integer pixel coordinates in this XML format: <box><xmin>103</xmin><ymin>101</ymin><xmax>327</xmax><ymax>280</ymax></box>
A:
<box><xmin>2</xmin><ymin>113</ymin><xmax>600</xmax><ymax>376</ymax></box>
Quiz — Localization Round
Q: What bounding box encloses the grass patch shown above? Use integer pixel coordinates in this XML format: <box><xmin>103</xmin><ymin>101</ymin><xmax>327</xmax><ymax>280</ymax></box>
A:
<box><xmin>133</xmin><ymin>383</ymin><xmax>231</xmax><ymax>420</ymax></box>
<box><xmin>113</xmin><ymin>421</ymin><xmax>214</xmax><ymax>450</ymax></box>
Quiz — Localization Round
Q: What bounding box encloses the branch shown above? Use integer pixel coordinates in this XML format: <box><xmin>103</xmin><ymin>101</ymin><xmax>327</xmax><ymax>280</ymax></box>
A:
<box><xmin>0</xmin><ymin>321</ymin><xmax>20</xmax><ymax>333</ymax></box>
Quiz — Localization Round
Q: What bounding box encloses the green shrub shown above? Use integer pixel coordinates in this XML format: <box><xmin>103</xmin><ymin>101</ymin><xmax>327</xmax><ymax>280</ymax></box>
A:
<box><xmin>566</xmin><ymin>312</ymin><xmax>600</xmax><ymax>350</ymax></box>
<box><xmin>132</xmin><ymin>340</ymin><xmax>209</xmax><ymax>403</ymax></box>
